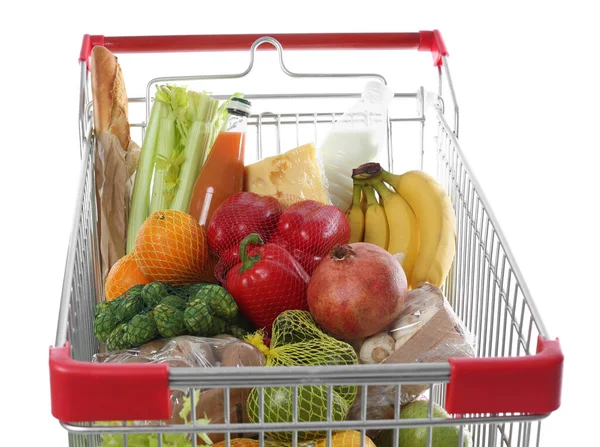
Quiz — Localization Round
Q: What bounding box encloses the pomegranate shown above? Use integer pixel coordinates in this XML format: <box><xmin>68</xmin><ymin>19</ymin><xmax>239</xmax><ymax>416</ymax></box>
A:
<box><xmin>307</xmin><ymin>242</ymin><xmax>407</xmax><ymax>339</ymax></box>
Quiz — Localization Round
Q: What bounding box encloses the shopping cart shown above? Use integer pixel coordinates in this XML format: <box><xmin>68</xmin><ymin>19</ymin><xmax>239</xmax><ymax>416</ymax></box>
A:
<box><xmin>49</xmin><ymin>31</ymin><xmax>563</xmax><ymax>447</ymax></box>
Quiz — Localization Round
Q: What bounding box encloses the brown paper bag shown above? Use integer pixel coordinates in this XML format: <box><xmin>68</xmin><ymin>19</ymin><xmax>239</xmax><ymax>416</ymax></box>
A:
<box><xmin>94</xmin><ymin>133</ymin><xmax>140</xmax><ymax>286</ymax></box>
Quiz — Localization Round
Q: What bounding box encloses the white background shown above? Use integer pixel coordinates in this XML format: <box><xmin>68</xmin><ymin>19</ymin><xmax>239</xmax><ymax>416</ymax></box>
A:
<box><xmin>2</xmin><ymin>1</ymin><xmax>597</xmax><ymax>445</ymax></box>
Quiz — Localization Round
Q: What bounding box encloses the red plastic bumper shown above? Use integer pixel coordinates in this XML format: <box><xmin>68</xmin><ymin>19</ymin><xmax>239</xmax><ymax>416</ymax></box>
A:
<box><xmin>446</xmin><ymin>336</ymin><xmax>563</xmax><ymax>414</ymax></box>
<box><xmin>49</xmin><ymin>343</ymin><xmax>171</xmax><ymax>422</ymax></box>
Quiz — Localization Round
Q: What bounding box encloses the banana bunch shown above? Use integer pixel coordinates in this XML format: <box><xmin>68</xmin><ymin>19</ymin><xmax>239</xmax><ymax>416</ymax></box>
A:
<box><xmin>345</xmin><ymin>163</ymin><xmax>456</xmax><ymax>289</ymax></box>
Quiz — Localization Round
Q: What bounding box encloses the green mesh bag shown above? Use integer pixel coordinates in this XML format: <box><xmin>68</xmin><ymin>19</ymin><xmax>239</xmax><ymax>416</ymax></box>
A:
<box><xmin>94</xmin><ymin>301</ymin><xmax>112</xmax><ymax>319</ymax></box>
<box><xmin>105</xmin><ymin>323</ymin><xmax>131</xmax><ymax>351</ymax></box>
<box><xmin>184</xmin><ymin>299</ymin><xmax>214</xmax><ymax>334</ymax></box>
<box><xmin>160</xmin><ymin>295</ymin><xmax>187</xmax><ymax>311</ymax></box>
<box><xmin>125</xmin><ymin>311</ymin><xmax>159</xmax><ymax>346</ymax></box>
<box><xmin>141</xmin><ymin>282</ymin><xmax>169</xmax><ymax>308</ymax></box>
<box><xmin>111</xmin><ymin>294</ymin><xmax>145</xmax><ymax>324</ymax></box>
<box><xmin>246</xmin><ymin>310</ymin><xmax>359</xmax><ymax>442</ymax></box>
<box><xmin>94</xmin><ymin>283</ymin><xmax>241</xmax><ymax>351</ymax></box>
<box><xmin>154</xmin><ymin>303</ymin><xmax>187</xmax><ymax>338</ymax></box>
<box><xmin>123</xmin><ymin>284</ymin><xmax>145</xmax><ymax>298</ymax></box>
<box><xmin>177</xmin><ymin>283</ymin><xmax>208</xmax><ymax>300</ymax></box>
<box><xmin>94</xmin><ymin>310</ymin><xmax>118</xmax><ymax>344</ymax></box>
<box><xmin>192</xmin><ymin>284</ymin><xmax>237</xmax><ymax>320</ymax></box>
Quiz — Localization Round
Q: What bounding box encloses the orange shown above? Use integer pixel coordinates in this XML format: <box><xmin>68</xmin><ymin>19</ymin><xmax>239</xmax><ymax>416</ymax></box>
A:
<box><xmin>104</xmin><ymin>252</ymin><xmax>150</xmax><ymax>301</ymax></box>
<box><xmin>134</xmin><ymin>210</ymin><xmax>208</xmax><ymax>286</ymax></box>
<box><xmin>315</xmin><ymin>431</ymin><xmax>376</xmax><ymax>447</ymax></box>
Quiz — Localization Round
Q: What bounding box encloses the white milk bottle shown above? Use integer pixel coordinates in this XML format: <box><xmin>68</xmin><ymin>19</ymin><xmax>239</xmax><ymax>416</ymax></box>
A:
<box><xmin>320</xmin><ymin>81</ymin><xmax>394</xmax><ymax>211</ymax></box>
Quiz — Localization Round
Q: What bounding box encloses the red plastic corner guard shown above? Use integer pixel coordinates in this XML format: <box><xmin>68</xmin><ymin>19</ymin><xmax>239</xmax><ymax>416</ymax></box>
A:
<box><xmin>79</xmin><ymin>34</ymin><xmax>105</xmax><ymax>70</ymax></box>
<box><xmin>49</xmin><ymin>343</ymin><xmax>171</xmax><ymax>422</ymax></box>
<box><xmin>446</xmin><ymin>336</ymin><xmax>563</xmax><ymax>415</ymax></box>
<box><xmin>418</xmin><ymin>30</ymin><xmax>448</xmax><ymax>67</ymax></box>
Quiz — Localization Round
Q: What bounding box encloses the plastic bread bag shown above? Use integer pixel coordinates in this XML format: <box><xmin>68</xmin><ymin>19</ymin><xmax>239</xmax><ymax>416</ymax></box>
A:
<box><xmin>346</xmin><ymin>283</ymin><xmax>476</xmax><ymax>437</ymax></box>
<box><xmin>319</xmin><ymin>81</ymin><xmax>394</xmax><ymax>211</ymax></box>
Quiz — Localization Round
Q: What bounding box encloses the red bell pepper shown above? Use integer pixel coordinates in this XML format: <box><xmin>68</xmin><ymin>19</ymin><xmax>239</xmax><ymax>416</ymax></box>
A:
<box><xmin>207</xmin><ymin>192</ymin><xmax>282</xmax><ymax>256</ymax></box>
<box><xmin>225</xmin><ymin>233</ymin><xmax>309</xmax><ymax>332</ymax></box>
<box><xmin>269</xmin><ymin>200</ymin><xmax>351</xmax><ymax>275</ymax></box>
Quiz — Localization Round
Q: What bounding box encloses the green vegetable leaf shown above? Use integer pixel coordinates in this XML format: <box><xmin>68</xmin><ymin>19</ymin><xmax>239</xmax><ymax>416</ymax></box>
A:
<box><xmin>96</xmin><ymin>390</ymin><xmax>213</xmax><ymax>447</ymax></box>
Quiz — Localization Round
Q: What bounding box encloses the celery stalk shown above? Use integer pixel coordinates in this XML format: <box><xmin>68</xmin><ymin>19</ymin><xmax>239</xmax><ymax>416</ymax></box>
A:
<box><xmin>149</xmin><ymin>118</ymin><xmax>176</xmax><ymax>213</ymax></box>
<box><xmin>170</xmin><ymin>91</ymin><xmax>219</xmax><ymax>212</ymax></box>
<box><xmin>126</xmin><ymin>98</ymin><xmax>168</xmax><ymax>254</ymax></box>
<box><xmin>126</xmin><ymin>87</ymin><xmax>246</xmax><ymax>248</ymax></box>
<box><xmin>148</xmin><ymin>86</ymin><xmax>190</xmax><ymax>214</ymax></box>
<box><xmin>170</xmin><ymin>122</ymin><xmax>211</xmax><ymax>211</ymax></box>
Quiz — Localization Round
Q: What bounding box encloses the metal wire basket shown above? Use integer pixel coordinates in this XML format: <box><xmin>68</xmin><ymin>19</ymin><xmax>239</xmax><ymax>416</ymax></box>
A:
<box><xmin>49</xmin><ymin>31</ymin><xmax>563</xmax><ymax>447</ymax></box>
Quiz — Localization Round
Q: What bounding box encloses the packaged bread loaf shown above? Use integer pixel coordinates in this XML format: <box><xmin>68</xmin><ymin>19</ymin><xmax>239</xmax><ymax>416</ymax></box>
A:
<box><xmin>90</xmin><ymin>46</ymin><xmax>140</xmax><ymax>285</ymax></box>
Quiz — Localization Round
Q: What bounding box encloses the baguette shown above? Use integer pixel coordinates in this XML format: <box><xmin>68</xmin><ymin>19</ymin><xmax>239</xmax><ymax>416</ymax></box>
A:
<box><xmin>90</xmin><ymin>46</ymin><xmax>131</xmax><ymax>150</ymax></box>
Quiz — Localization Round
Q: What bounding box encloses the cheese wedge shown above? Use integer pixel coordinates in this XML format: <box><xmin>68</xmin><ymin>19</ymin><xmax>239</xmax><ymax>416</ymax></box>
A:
<box><xmin>244</xmin><ymin>143</ymin><xmax>331</xmax><ymax>207</ymax></box>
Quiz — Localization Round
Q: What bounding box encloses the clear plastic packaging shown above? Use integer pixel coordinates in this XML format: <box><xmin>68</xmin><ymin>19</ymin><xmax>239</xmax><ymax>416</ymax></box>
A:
<box><xmin>346</xmin><ymin>283</ymin><xmax>476</xmax><ymax>437</ymax></box>
<box><xmin>319</xmin><ymin>81</ymin><xmax>394</xmax><ymax>211</ymax></box>
<box><xmin>93</xmin><ymin>334</ymin><xmax>266</xmax><ymax>367</ymax></box>
<box><xmin>93</xmin><ymin>335</ymin><xmax>266</xmax><ymax>444</ymax></box>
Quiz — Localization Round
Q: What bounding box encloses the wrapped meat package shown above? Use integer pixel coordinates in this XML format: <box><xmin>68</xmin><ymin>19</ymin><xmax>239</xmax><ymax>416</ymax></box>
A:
<box><xmin>346</xmin><ymin>283</ymin><xmax>476</xmax><ymax>437</ymax></box>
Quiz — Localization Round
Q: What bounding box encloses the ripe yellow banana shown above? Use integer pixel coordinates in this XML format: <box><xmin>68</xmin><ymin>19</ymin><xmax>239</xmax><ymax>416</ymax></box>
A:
<box><xmin>362</xmin><ymin>184</ymin><xmax>389</xmax><ymax>250</ymax></box>
<box><xmin>345</xmin><ymin>183</ymin><xmax>365</xmax><ymax>243</ymax></box>
<box><xmin>360</xmin><ymin>188</ymin><xmax>368</xmax><ymax>214</ymax></box>
<box><xmin>381</xmin><ymin>169</ymin><xmax>456</xmax><ymax>289</ymax></box>
<box><xmin>370</xmin><ymin>178</ymin><xmax>419</xmax><ymax>282</ymax></box>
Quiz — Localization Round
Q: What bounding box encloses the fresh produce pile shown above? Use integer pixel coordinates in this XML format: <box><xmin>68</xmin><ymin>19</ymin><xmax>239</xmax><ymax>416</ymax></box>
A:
<box><xmin>94</xmin><ymin>281</ymin><xmax>252</xmax><ymax>351</ymax></box>
<box><xmin>90</xmin><ymin>49</ymin><xmax>474</xmax><ymax>447</ymax></box>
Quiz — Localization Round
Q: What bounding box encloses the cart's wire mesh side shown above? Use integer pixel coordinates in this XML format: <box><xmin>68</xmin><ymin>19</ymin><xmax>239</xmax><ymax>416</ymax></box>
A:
<box><xmin>434</xmin><ymin>109</ymin><xmax>546</xmax><ymax>447</ymax></box>
<box><xmin>435</xmin><ymin>111</ymin><xmax>543</xmax><ymax>359</ymax></box>
<box><xmin>61</xmin><ymin>133</ymin><xmax>101</xmax><ymax>363</ymax></box>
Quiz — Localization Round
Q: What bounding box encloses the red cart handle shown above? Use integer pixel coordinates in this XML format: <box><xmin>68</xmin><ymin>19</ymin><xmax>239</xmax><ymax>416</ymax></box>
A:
<box><xmin>446</xmin><ymin>336</ymin><xmax>563</xmax><ymax>414</ymax></box>
<box><xmin>50</xmin><ymin>336</ymin><xmax>562</xmax><ymax>422</ymax></box>
<box><xmin>79</xmin><ymin>30</ymin><xmax>448</xmax><ymax>68</ymax></box>
<box><xmin>49</xmin><ymin>343</ymin><xmax>171</xmax><ymax>422</ymax></box>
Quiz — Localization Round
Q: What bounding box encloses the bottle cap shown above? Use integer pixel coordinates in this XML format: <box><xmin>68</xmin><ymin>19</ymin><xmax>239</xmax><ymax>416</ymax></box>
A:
<box><xmin>363</xmin><ymin>81</ymin><xmax>394</xmax><ymax>107</ymax></box>
<box><xmin>227</xmin><ymin>97</ymin><xmax>252</xmax><ymax>117</ymax></box>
